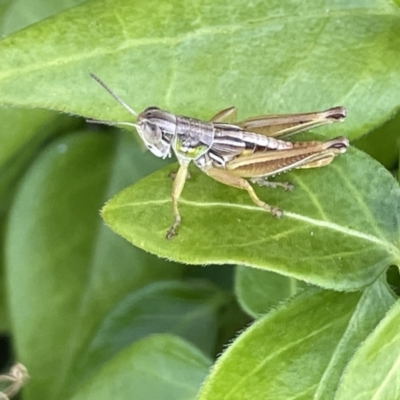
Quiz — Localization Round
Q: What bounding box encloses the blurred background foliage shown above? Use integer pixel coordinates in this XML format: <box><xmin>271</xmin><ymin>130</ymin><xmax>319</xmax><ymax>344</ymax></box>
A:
<box><xmin>0</xmin><ymin>0</ymin><xmax>399</xmax><ymax>399</ymax></box>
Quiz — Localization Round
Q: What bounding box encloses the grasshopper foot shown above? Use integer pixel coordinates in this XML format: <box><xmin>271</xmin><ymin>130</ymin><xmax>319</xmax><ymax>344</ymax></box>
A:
<box><xmin>250</xmin><ymin>177</ymin><xmax>294</xmax><ymax>191</ymax></box>
<box><xmin>166</xmin><ymin>216</ymin><xmax>181</xmax><ymax>240</ymax></box>
<box><xmin>271</xmin><ymin>207</ymin><xmax>283</xmax><ymax>218</ymax></box>
<box><xmin>166</xmin><ymin>227</ymin><xmax>177</xmax><ymax>240</ymax></box>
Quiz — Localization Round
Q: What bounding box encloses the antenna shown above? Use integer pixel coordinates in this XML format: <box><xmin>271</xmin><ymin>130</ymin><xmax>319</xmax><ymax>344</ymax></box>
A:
<box><xmin>86</xmin><ymin>118</ymin><xmax>138</xmax><ymax>129</ymax></box>
<box><xmin>89</xmin><ymin>73</ymin><xmax>138</xmax><ymax>117</ymax></box>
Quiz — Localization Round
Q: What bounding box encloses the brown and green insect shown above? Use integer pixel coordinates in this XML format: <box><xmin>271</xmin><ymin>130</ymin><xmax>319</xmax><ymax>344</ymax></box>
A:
<box><xmin>88</xmin><ymin>74</ymin><xmax>349</xmax><ymax>239</ymax></box>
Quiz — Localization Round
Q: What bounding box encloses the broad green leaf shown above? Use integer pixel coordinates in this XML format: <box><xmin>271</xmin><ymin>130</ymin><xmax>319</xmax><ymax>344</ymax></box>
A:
<box><xmin>0</xmin><ymin>108</ymin><xmax>61</xmax><ymax>172</ymax></box>
<box><xmin>0</xmin><ymin>0</ymin><xmax>83</xmax><ymax>207</ymax></box>
<box><xmin>5</xmin><ymin>132</ymin><xmax>182</xmax><ymax>400</ymax></box>
<box><xmin>0</xmin><ymin>0</ymin><xmax>399</xmax><ymax>139</ymax></box>
<box><xmin>102</xmin><ymin>146</ymin><xmax>400</xmax><ymax>291</ymax></box>
<box><xmin>71</xmin><ymin>334</ymin><xmax>211</xmax><ymax>400</ymax></box>
<box><xmin>235</xmin><ymin>267</ymin><xmax>308</xmax><ymax>318</ymax></box>
<box><xmin>0</xmin><ymin>0</ymin><xmax>85</xmax><ymax>36</ymax></box>
<box><xmin>0</xmin><ymin>108</ymin><xmax>77</xmax><ymax>209</ymax></box>
<box><xmin>72</xmin><ymin>280</ymin><xmax>227</xmax><ymax>384</ymax></box>
<box><xmin>0</xmin><ymin>0</ymin><xmax>13</xmax><ymax>25</ymax></box>
<box><xmin>314</xmin><ymin>279</ymin><xmax>395</xmax><ymax>398</ymax></box>
<box><xmin>197</xmin><ymin>282</ymin><xmax>394</xmax><ymax>400</ymax></box>
<box><xmin>0</xmin><ymin>89</ymin><xmax>71</xmax><ymax>336</ymax></box>
<box><xmin>336</xmin><ymin>297</ymin><xmax>400</xmax><ymax>399</ymax></box>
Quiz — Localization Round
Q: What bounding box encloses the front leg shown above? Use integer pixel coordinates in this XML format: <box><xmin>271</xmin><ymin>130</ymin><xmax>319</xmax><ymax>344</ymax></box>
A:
<box><xmin>202</xmin><ymin>167</ymin><xmax>283</xmax><ymax>217</ymax></box>
<box><xmin>166</xmin><ymin>163</ymin><xmax>189</xmax><ymax>240</ymax></box>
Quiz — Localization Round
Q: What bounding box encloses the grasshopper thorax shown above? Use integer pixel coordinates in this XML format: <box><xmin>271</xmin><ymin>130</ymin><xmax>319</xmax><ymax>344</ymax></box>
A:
<box><xmin>136</xmin><ymin>107</ymin><xmax>177</xmax><ymax>159</ymax></box>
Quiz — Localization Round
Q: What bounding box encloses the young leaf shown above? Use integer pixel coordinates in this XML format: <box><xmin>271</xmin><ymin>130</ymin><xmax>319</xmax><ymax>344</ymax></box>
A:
<box><xmin>1</xmin><ymin>0</ymin><xmax>85</xmax><ymax>36</ymax></box>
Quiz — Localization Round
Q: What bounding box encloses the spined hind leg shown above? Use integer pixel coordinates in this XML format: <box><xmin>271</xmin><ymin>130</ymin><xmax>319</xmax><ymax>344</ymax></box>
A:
<box><xmin>202</xmin><ymin>167</ymin><xmax>283</xmax><ymax>217</ymax></box>
<box><xmin>250</xmin><ymin>177</ymin><xmax>294</xmax><ymax>191</ymax></box>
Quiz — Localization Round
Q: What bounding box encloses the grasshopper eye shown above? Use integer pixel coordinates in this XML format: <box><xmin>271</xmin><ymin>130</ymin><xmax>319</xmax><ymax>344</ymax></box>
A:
<box><xmin>142</xmin><ymin>121</ymin><xmax>162</xmax><ymax>145</ymax></box>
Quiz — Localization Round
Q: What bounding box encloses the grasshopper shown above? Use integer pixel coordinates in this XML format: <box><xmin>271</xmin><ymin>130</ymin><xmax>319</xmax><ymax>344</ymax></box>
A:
<box><xmin>88</xmin><ymin>73</ymin><xmax>349</xmax><ymax>239</ymax></box>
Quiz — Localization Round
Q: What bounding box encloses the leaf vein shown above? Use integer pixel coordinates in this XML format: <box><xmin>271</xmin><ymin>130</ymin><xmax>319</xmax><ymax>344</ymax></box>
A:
<box><xmin>107</xmin><ymin>198</ymin><xmax>399</xmax><ymax>257</ymax></box>
<box><xmin>221</xmin><ymin>316</ymin><xmax>346</xmax><ymax>400</ymax></box>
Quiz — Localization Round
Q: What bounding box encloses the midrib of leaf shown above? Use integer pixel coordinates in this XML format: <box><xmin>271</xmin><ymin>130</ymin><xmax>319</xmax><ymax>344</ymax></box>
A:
<box><xmin>220</xmin><ymin>315</ymin><xmax>348</xmax><ymax>400</ymax></box>
<box><xmin>105</xmin><ymin>199</ymin><xmax>400</xmax><ymax>258</ymax></box>
<box><xmin>0</xmin><ymin>5</ymin><xmax>397</xmax><ymax>83</ymax></box>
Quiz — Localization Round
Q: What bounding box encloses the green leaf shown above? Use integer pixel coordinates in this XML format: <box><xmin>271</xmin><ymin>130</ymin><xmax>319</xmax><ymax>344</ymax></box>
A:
<box><xmin>0</xmin><ymin>106</ymin><xmax>75</xmax><ymax>336</ymax></box>
<box><xmin>0</xmin><ymin>108</ymin><xmax>57</xmax><ymax>167</ymax></box>
<box><xmin>0</xmin><ymin>0</ymin><xmax>85</xmax><ymax>36</ymax></box>
<box><xmin>0</xmin><ymin>108</ymin><xmax>78</xmax><ymax>210</ymax></box>
<box><xmin>70</xmin><ymin>334</ymin><xmax>211</xmax><ymax>400</ymax></box>
<box><xmin>0</xmin><ymin>0</ymin><xmax>399</xmax><ymax>139</ymax></box>
<box><xmin>5</xmin><ymin>132</ymin><xmax>182</xmax><ymax>400</ymax></box>
<box><xmin>235</xmin><ymin>267</ymin><xmax>308</xmax><ymax>318</ymax></box>
<box><xmin>197</xmin><ymin>282</ymin><xmax>394</xmax><ymax>400</ymax></box>
<box><xmin>0</xmin><ymin>0</ymin><xmax>84</xmax><ymax>208</ymax></box>
<box><xmin>102</xmin><ymin>147</ymin><xmax>400</xmax><ymax>291</ymax></box>
<box><xmin>72</xmin><ymin>280</ymin><xmax>227</xmax><ymax>383</ymax></box>
<box><xmin>314</xmin><ymin>279</ymin><xmax>395</xmax><ymax>398</ymax></box>
<box><xmin>336</xmin><ymin>296</ymin><xmax>400</xmax><ymax>399</ymax></box>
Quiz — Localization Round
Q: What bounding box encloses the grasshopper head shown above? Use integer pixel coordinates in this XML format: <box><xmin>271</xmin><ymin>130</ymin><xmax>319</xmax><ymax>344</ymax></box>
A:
<box><xmin>89</xmin><ymin>74</ymin><xmax>175</xmax><ymax>159</ymax></box>
<box><xmin>136</xmin><ymin>107</ymin><xmax>176</xmax><ymax>159</ymax></box>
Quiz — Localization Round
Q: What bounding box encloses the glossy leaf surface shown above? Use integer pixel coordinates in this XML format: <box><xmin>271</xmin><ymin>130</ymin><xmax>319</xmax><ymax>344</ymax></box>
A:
<box><xmin>0</xmin><ymin>0</ymin><xmax>398</xmax><ymax>140</ymax></box>
<box><xmin>103</xmin><ymin>147</ymin><xmax>400</xmax><ymax>291</ymax></box>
